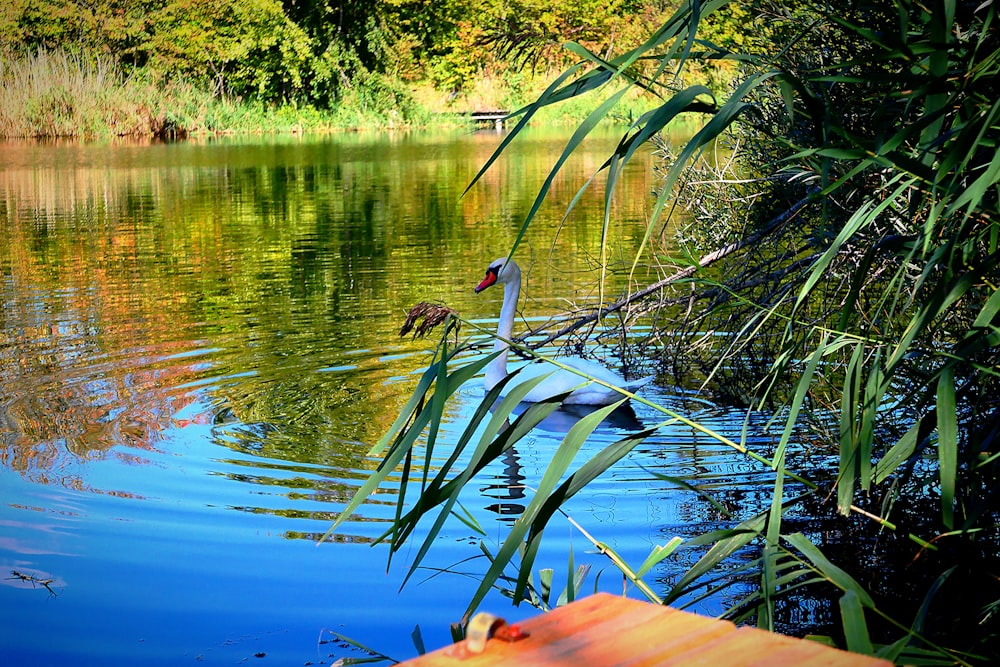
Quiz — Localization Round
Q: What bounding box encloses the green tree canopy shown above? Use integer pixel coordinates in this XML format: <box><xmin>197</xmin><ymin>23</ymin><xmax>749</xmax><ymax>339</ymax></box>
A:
<box><xmin>145</xmin><ymin>0</ymin><xmax>312</xmax><ymax>97</ymax></box>
<box><xmin>0</xmin><ymin>0</ymin><xmax>697</xmax><ymax>104</ymax></box>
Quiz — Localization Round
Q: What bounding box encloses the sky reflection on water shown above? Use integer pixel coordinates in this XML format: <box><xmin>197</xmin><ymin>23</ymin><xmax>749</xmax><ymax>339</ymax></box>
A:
<box><xmin>0</xmin><ymin>129</ymin><xmax>797</xmax><ymax>665</ymax></box>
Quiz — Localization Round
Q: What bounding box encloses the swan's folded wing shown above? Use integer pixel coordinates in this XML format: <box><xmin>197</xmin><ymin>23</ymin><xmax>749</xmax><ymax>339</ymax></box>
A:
<box><xmin>503</xmin><ymin>357</ymin><xmax>652</xmax><ymax>406</ymax></box>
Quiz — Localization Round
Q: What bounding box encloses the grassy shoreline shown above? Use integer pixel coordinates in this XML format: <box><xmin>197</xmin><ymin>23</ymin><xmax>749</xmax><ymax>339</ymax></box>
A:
<box><xmin>0</xmin><ymin>48</ymin><xmax>682</xmax><ymax>139</ymax></box>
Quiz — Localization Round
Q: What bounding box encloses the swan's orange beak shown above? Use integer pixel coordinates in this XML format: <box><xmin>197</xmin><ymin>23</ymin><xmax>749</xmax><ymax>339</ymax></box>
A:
<box><xmin>475</xmin><ymin>270</ymin><xmax>498</xmax><ymax>293</ymax></box>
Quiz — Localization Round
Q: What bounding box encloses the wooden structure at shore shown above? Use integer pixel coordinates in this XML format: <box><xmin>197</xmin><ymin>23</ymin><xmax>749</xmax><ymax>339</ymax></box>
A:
<box><xmin>397</xmin><ymin>593</ymin><xmax>892</xmax><ymax>667</ymax></box>
<box><xmin>451</xmin><ymin>110</ymin><xmax>510</xmax><ymax>131</ymax></box>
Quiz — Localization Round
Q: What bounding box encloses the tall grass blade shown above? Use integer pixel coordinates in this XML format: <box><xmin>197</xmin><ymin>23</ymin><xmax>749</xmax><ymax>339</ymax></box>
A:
<box><xmin>856</xmin><ymin>351</ymin><xmax>882</xmax><ymax>494</ymax></box>
<box><xmin>635</xmin><ymin>71</ymin><xmax>777</xmax><ymax>274</ymax></box>
<box><xmin>503</xmin><ymin>86</ymin><xmax>632</xmax><ymax>263</ymax></box>
<box><xmin>462</xmin><ymin>64</ymin><xmax>587</xmax><ymax>196</ymax></box>
<box><xmin>839</xmin><ymin>590</ymin><xmax>874</xmax><ymax>655</ymax></box>
<box><xmin>838</xmin><ymin>343</ymin><xmax>864</xmax><ymax>509</ymax></box>
<box><xmin>366</xmin><ymin>356</ymin><xmax>441</xmax><ymax>457</ymax></box>
<box><xmin>663</xmin><ymin>517</ymin><xmax>765</xmax><ymax>604</ymax></box>
<box><xmin>936</xmin><ymin>367</ymin><xmax>957</xmax><ymax>530</ymax></box>
<box><xmin>411</xmin><ymin>625</ymin><xmax>426</xmax><ymax>655</ymax></box>
<box><xmin>783</xmin><ymin>533</ymin><xmax>874</xmax><ymax>606</ymax></box>
<box><xmin>558</xmin><ymin>564</ymin><xmax>590</xmax><ymax>607</ymax></box>
<box><xmin>636</xmin><ymin>537</ymin><xmax>684</xmax><ymax>578</ymax></box>
<box><xmin>388</xmin><ymin>377</ymin><xmax>520</xmax><ymax>577</ymax></box>
<box><xmin>394</xmin><ymin>378</ymin><xmax>564</xmax><ymax>585</ymax></box>
<box><xmin>872</xmin><ymin>417</ymin><xmax>924</xmax><ymax>485</ymax></box>
<box><xmin>320</xmin><ymin>352</ymin><xmax>499</xmax><ymax>543</ymax></box>
<box><xmin>913</xmin><ymin>567</ymin><xmax>955</xmax><ymax>636</ymax></box>
<box><xmin>462</xmin><ymin>400</ymin><xmax>628</xmax><ymax>621</ymax></box>
<box><xmin>539</xmin><ymin>568</ymin><xmax>554</xmax><ymax>607</ymax></box>
<box><xmin>760</xmin><ymin>448</ymin><xmax>788</xmax><ymax>630</ymax></box>
<box><xmin>560</xmin><ymin>552</ymin><xmax>572</xmax><ymax>607</ymax></box>
<box><xmin>775</xmin><ymin>330</ymin><xmax>826</xmax><ymax>469</ymax></box>
<box><xmin>793</xmin><ymin>188</ymin><xmax>900</xmax><ymax>311</ymax></box>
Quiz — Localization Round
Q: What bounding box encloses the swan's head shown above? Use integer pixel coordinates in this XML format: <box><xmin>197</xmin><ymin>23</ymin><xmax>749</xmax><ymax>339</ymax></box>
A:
<box><xmin>475</xmin><ymin>257</ymin><xmax>521</xmax><ymax>293</ymax></box>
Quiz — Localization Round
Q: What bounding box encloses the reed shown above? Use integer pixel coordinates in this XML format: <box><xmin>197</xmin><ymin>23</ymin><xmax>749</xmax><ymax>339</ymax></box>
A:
<box><xmin>0</xmin><ymin>47</ymin><xmax>692</xmax><ymax>139</ymax></box>
<box><xmin>0</xmin><ymin>48</ymin><xmax>167</xmax><ymax>138</ymax></box>
<box><xmin>328</xmin><ymin>0</ymin><xmax>999</xmax><ymax>663</ymax></box>
<box><xmin>0</xmin><ymin>48</ymin><xmax>353</xmax><ymax>137</ymax></box>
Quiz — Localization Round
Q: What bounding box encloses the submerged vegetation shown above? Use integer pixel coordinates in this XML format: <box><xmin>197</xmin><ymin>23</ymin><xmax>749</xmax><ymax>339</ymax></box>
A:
<box><xmin>328</xmin><ymin>0</ymin><xmax>1000</xmax><ymax>664</ymax></box>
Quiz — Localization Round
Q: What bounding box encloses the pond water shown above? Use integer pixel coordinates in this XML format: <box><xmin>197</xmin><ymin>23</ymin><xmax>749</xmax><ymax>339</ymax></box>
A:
<box><xmin>0</xmin><ymin>128</ymin><xmax>803</xmax><ymax>666</ymax></box>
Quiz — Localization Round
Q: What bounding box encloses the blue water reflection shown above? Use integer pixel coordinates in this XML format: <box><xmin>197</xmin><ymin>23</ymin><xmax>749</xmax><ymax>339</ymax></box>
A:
<box><xmin>0</xmin><ymin>130</ymin><xmax>792</xmax><ymax>665</ymax></box>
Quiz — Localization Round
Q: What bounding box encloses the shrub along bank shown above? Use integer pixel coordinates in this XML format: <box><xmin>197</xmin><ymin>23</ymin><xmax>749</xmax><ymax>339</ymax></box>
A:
<box><xmin>0</xmin><ymin>1</ymin><xmax>747</xmax><ymax>138</ymax></box>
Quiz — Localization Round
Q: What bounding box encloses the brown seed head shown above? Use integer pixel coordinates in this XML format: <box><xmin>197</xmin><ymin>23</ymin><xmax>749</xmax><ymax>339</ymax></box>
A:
<box><xmin>399</xmin><ymin>302</ymin><xmax>460</xmax><ymax>338</ymax></box>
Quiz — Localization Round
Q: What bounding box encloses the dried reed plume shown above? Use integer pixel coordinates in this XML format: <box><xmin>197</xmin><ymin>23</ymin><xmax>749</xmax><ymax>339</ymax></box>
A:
<box><xmin>399</xmin><ymin>302</ymin><xmax>460</xmax><ymax>338</ymax></box>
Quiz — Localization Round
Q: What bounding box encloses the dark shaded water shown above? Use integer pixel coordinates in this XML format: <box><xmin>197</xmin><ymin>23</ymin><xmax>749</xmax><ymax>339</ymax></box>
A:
<box><xmin>0</xmin><ymin>129</ymin><xmax>801</xmax><ymax>665</ymax></box>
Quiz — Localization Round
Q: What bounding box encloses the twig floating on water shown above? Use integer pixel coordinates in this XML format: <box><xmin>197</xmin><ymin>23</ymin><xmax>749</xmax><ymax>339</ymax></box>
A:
<box><xmin>8</xmin><ymin>569</ymin><xmax>59</xmax><ymax>597</ymax></box>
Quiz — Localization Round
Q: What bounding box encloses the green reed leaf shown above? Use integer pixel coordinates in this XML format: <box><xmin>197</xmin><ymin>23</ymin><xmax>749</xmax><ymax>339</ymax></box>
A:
<box><xmin>936</xmin><ymin>366</ymin><xmax>957</xmax><ymax>530</ymax></box>
<box><xmin>784</xmin><ymin>532</ymin><xmax>874</xmax><ymax>607</ymax></box>
<box><xmin>411</xmin><ymin>624</ymin><xmax>425</xmax><ymax>656</ymax></box>
<box><xmin>539</xmin><ymin>567</ymin><xmax>553</xmax><ymax>607</ymax></box>
<box><xmin>321</xmin><ymin>351</ymin><xmax>499</xmax><ymax>543</ymax></box>
<box><xmin>775</xmin><ymin>330</ymin><xmax>826</xmax><ymax>469</ymax></box>
<box><xmin>663</xmin><ymin>515</ymin><xmax>765</xmax><ymax>604</ymax></box>
<box><xmin>462</xmin><ymin>63</ymin><xmax>587</xmax><ymax>197</ymax></box>
<box><xmin>760</xmin><ymin>449</ymin><xmax>788</xmax><ymax>631</ymax></box>
<box><xmin>872</xmin><ymin>417</ymin><xmax>923</xmax><ymax>485</ymax></box>
<box><xmin>838</xmin><ymin>343</ymin><xmax>864</xmax><ymax>508</ymax></box>
<box><xmin>913</xmin><ymin>567</ymin><xmax>954</xmax><ymax>636</ymax></box>
<box><xmin>463</xmin><ymin>399</ymin><xmax>627</xmax><ymax>621</ymax></box>
<box><xmin>504</xmin><ymin>85</ymin><xmax>632</xmax><ymax>264</ymax></box>
<box><xmin>394</xmin><ymin>377</ymin><xmax>563</xmax><ymax>586</ymax></box>
<box><xmin>638</xmin><ymin>72</ymin><xmax>775</xmax><ymax>275</ymax></box>
<box><xmin>840</xmin><ymin>589</ymin><xmax>874</xmax><ymax>655</ymax></box>
<box><xmin>636</xmin><ymin>537</ymin><xmax>684</xmax><ymax>578</ymax></box>
<box><xmin>557</xmin><ymin>564</ymin><xmax>590</xmax><ymax>608</ymax></box>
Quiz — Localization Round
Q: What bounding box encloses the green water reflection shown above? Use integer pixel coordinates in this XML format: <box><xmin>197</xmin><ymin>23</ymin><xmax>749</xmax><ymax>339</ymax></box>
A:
<box><xmin>2</xmin><ymin>128</ymin><xmax>813</xmax><ymax>667</ymax></box>
<box><xmin>0</xmin><ymin>129</ymin><xmax>668</xmax><ymax>489</ymax></box>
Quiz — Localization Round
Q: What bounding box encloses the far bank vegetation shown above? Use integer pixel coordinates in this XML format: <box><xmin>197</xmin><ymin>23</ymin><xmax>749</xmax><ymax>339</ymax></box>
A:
<box><xmin>0</xmin><ymin>0</ymin><xmax>744</xmax><ymax>138</ymax></box>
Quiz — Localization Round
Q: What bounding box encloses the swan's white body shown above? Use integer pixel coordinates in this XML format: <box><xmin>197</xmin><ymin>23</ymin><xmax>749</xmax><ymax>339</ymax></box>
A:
<box><xmin>475</xmin><ymin>258</ymin><xmax>653</xmax><ymax>406</ymax></box>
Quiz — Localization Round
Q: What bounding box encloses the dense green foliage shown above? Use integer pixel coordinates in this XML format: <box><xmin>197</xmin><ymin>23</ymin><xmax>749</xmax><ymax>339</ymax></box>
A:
<box><xmin>332</xmin><ymin>0</ymin><xmax>999</xmax><ymax>663</ymax></box>
<box><xmin>3</xmin><ymin>0</ymin><xmax>745</xmax><ymax>135</ymax></box>
<box><xmin>665</xmin><ymin>0</ymin><xmax>1000</xmax><ymax>654</ymax></box>
<box><xmin>0</xmin><ymin>47</ymin><xmax>384</xmax><ymax>137</ymax></box>
<box><xmin>1</xmin><ymin>0</ymin><xmax>311</xmax><ymax>98</ymax></box>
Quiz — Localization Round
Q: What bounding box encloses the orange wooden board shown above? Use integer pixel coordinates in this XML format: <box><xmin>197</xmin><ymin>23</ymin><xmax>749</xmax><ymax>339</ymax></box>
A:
<box><xmin>398</xmin><ymin>593</ymin><xmax>892</xmax><ymax>667</ymax></box>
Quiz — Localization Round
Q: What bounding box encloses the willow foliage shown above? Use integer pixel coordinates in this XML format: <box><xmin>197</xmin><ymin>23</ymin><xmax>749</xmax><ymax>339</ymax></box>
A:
<box><xmin>331</xmin><ymin>0</ymin><xmax>999</xmax><ymax>663</ymax></box>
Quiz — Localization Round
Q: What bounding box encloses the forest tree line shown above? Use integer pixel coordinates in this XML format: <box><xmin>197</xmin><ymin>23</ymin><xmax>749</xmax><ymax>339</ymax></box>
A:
<box><xmin>0</xmin><ymin>1</ymin><xmax>750</xmax><ymax>122</ymax></box>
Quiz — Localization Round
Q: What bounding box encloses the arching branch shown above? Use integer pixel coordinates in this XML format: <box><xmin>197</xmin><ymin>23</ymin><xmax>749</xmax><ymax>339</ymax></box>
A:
<box><xmin>516</xmin><ymin>190</ymin><xmax>817</xmax><ymax>349</ymax></box>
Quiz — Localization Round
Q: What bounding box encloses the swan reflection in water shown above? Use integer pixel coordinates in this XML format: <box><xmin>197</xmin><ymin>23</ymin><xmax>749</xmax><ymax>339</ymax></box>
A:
<box><xmin>506</xmin><ymin>399</ymin><xmax>645</xmax><ymax>434</ymax></box>
<box><xmin>481</xmin><ymin>448</ymin><xmax>526</xmax><ymax>522</ymax></box>
<box><xmin>480</xmin><ymin>400</ymin><xmax>645</xmax><ymax>522</ymax></box>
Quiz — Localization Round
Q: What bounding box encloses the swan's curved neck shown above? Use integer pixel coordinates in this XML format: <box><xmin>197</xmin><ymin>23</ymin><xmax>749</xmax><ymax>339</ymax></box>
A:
<box><xmin>485</xmin><ymin>276</ymin><xmax>520</xmax><ymax>391</ymax></box>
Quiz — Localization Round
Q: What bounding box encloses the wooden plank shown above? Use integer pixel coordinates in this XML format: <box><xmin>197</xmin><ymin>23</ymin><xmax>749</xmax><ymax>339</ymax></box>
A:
<box><xmin>398</xmin><ymin>593</ymin><xmax>892</xmax><ymax>667</ymax></box>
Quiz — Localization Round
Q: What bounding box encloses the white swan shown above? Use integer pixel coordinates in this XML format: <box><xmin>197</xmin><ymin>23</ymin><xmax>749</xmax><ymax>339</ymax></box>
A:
<box><xmin>475</xmin><ymin>257</ymin><xmax>653</xmax><ymax>405</ymax></box>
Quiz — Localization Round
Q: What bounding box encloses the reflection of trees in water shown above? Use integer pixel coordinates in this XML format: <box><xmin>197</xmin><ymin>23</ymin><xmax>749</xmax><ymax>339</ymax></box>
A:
<box><xmin>0</xmin><ymin>134</ymin><xmax>661</xmax><ymax>501</ymax></box>
<box><xmin>0</xmin><ymin>278</ymin><xmax>203</xmax><ymax>484</ymax></box>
